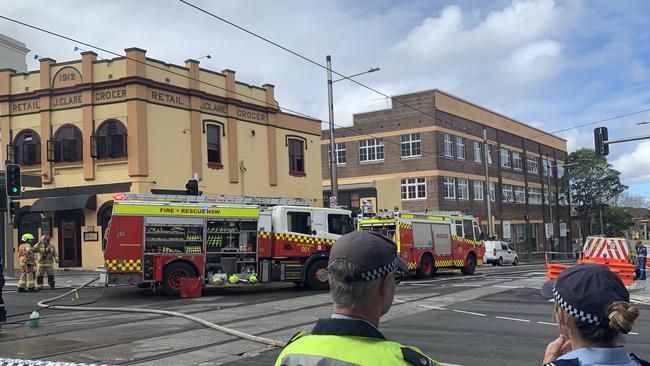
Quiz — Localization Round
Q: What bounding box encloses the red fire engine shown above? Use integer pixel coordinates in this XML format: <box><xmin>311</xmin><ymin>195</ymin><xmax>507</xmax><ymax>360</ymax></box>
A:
<box><xmin>102</xmin><ymin>194</ymin><xmax>353</xmax><ymax>295</ymax></box>
<box><xmin>358</xmin><ymin>210</ymin><xmax>485</xmax><ymax>277</ymax></box>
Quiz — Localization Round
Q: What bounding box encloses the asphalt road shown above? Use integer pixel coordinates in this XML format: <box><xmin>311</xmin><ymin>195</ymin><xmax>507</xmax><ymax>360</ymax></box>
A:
<box><xmin>1</xmin><ymin>264</ymin><xmax>648</xmax><ymax>366</ymax></box>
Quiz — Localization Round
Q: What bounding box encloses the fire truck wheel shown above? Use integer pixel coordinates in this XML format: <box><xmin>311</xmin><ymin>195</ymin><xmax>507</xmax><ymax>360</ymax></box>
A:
<box><xmin>162</xmin><ymin>261</ymin><xmax>198</xmax><ymax>296</ymax></box>
<box><xmin>416</xmin><ymin>255</ymin><xmax>435</xmax><ymax>278</ymax></box>
<box><xmin>461</xmin><ymin>253</ymin><xmax>477</xmax><ymax>275</ymax></box>
<box><xmin>306</xmin><ymin>260</ymin><xmax>330</xmax><ymax>290</ymax></box>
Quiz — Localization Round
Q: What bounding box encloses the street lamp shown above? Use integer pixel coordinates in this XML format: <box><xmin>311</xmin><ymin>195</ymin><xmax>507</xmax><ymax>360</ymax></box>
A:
<box><xmin>547</xmin><ymin>161</ymin><xmax>578</xmax><ymax>251</ymax></box>
<box><xmin>326</xmin><ymin>55</ymin><xmax>379</xmax><ymax>207</ymax></box>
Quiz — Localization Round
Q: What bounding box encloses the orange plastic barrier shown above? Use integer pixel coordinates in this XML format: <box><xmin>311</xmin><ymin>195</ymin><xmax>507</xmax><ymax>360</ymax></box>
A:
<box><xmin>606</xmin><ymin>262</ymin><xmax>636</xmax><ymax>286</ymax></box>
<box><xmin>546</xmin><ymin>263</ymin><xmax>569</xmax><ymax>280</ymax></box>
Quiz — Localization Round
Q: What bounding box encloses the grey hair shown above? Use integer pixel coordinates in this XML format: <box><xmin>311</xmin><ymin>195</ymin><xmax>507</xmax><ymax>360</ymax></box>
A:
<box><xmin>328</xmin><ymin>258</ymin><xmax>382</xmax><ymax>308</ymax></box>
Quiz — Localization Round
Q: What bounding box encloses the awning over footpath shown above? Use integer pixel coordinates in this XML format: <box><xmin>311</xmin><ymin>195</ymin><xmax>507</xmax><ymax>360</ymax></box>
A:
<box><xmin>31</xmin><ymin>194</ymin><xmax>97</xmax><ymax>212</ymax></box>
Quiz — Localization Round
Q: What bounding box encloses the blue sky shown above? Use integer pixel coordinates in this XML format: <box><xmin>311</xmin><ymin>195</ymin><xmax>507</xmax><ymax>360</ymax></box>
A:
<box><xmin>2</xmin><ymin>0</ymin><xmax>650</xmax><ymax>197</ymax></box>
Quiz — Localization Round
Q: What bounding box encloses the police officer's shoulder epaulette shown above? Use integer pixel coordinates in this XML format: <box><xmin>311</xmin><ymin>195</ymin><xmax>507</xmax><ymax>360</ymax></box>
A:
<box><xmin>401</xmin><ymin>347</ymin><xmax>437</xmax><ymax>366</ymax></box>
<box><xmin>630</xmin><ymin>353</ymin><xmax>650</xmax><ymax>366</ymax></box>
<box><xmin>282</xmin><ymin>331</ymin><xmax>305</xmax><ymax>349</ymax></box>
<box><xmin>543</xmin><ymin>359</ymin><xmax>579</xmax><ymax>366</ymax></box>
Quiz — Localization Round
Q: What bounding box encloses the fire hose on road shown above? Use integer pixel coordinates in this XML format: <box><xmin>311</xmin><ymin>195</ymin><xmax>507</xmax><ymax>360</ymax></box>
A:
<box><xmin>36</xmin><ymin>277</ymin><xmax>287</xmax><ymax>348</ymax></box>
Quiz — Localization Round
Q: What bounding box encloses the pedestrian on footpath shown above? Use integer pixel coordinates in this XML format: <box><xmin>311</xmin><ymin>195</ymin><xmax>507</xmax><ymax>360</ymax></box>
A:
<box><xmin>635</xmin><ymin>241</ymin><xmax>647</xmax><ymax>281</ymax></box>
<box><xmin>541</xmin><ymin>264</ymin><xmax>647</xmax><ymax>366</ymax></box>
<box><xmin>275</xmin><ymin>231</ymin><xmax>439</xmax><ymax>366</ymax></box>
<box><xmin>33</xmin><ymin>234</ymin><xmax>58</xmax><ymax>290</ymax></box>
<box><xmin>17</xmin><ymin>233</ymin><xmax>38</xmax><ymax>292</ymax></box>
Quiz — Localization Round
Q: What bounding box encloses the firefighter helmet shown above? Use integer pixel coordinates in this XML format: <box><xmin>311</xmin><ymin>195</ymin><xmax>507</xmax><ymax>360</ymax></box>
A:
<box><xmin>21</xmin><ymin>233</ymin><xmax>35</xmax><ymax>242</ymax></box>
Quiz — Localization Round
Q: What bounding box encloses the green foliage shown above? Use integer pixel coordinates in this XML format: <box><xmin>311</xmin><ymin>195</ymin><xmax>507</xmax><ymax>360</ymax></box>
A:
<box><xmin>602</xmin><ymin>206</ymin><xmax>634</xmax><ymax>237</ymax></box>
<box><xmin>562</xmin><ymin>148</ymin><xmax>627</xmax><ymax>235</ymax></box>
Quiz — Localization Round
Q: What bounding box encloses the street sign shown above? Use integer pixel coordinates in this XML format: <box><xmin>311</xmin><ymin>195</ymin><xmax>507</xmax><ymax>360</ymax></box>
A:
<box><xmin>329</xmin><ymin>196</ymin><xmax>337</xmax><ymax>207</ymax></box>
<box><xmin>545</xmin><ymin>223</ymin><xmax>554</xmax><ymax>238</ymax></box>
<box><xmin>502</xmin><ymin>220</ymin><xmax>511</xmax><ymax>239</ymax></box>
<box><xmin>559</xmin><ymin>222</ymin><xmax>567</xmax><ymax>237</ymax></box>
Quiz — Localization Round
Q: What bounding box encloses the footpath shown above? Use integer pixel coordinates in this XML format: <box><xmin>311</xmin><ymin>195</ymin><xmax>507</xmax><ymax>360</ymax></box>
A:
<box><xmin>3</xmin><ymin>269</ymin><xmax>104</xmax><ymax>288</ymax></box>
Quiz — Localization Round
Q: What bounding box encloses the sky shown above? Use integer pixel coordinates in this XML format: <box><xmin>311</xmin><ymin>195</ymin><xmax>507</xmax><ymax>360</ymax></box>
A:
<box><xmin>2</xmin><ymin>0</ymin><xmax>650</xmax><ymax>197</ymax></box>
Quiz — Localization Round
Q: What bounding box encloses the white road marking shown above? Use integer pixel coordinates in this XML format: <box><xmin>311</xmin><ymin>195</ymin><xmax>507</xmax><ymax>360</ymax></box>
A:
<box><xmin>629</xmin><ymin>332</ymin><xmax>639</xmax><ymax>335</ymax></box>
<box><xmin>451</xmin><ymin>284</ymin><xmax>482</xmax><ymax>287</ymax></box>
<box><xmin>393</xmin><ymin>299</ymin><xmax>406</xmax><ymax>304</ymax></box>
<box><xmin>495</xmin><ymin>316</ymin><xmax>530</xmax><ymax>323</ymax></box>
<box><xmin>419</xmin><ymin>305</ymin><xmax>447</xmax><ymax>311</ymax></box>
<box><xmin>548</xmin><ymin>299</ymin><xmax>555</xmax><ymax>302</ymax></box>
<box><xmin>537</xmin><ymin>321</ymin><xmax>557</xmax><ymax>326</ymax></box>
<box><xmin>493</xmin><ymin>285</ymin><xmax>521</xmax><ymax>289</ymax></box>
<box><xmin>528</xmin><ymin>272</ymin><xmax>548</xmax><ymax>276</ymax></box>
<box><xmin>453</xmin><ymin>309</ymin><xmax>486</xmax><ymax>317</ymax></box>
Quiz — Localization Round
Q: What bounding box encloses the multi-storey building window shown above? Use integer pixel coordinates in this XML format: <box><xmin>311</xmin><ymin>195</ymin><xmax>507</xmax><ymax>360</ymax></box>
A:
<box><xmin>487</xmin><ymin>145</ymin><xmax>493</xmax><ymax>165</ymax></box>
<box><xmin>456</xmin><ymin>136</ymin><xmax>465</xmax><ymax>160</ymax></box>
<box><xmin>47</xmin><ymin>124</ymin><xmax>82</xmax><ymax>163</ymax></box>
<box><xmin>288</xmin><ymin>138</ymin><xmax>306</xmax><ymax>176</ymax></box>
<box><xmin>500</xmin><ymin>148</ymin><xmax>511</xmax><ymax>168</ymax></box>
<box><xmin>543</xmin><ymin>158</ymin><xmax>551</xmax><ymax>177</ymax></box>
<box><xmin>512</xmin><ymin>152</ymin><xmax>523</xmax><ymax>171</ymax></box>
<box><xmin>91</xmin><ymin>119</ymin><xmax>127</xmax><ymax>159</ymax></box>
<box><xmin>557</xmin><ymin>164</ymin><xmax>565</xmax><ymax>178</ymax></box>
<box><xmin>489</xmin><ymin>182</ymin><xmax>496</xmax><ymax>202</ymax></box>
<box><xmin>528</xmin><ymin>188</ymin><xmax>542</xmax><ymax>204</ymax></box>
<box><xmin>206</xmin><ymin>124</ymin><xmax>222</xmax><ymax>168</ymax></box>
<box><xmin>10</xmin><ymin>129</ymin><xmax>41</xmax><ymax>165</ymax></box>
<box><xmin>400</xmin><ymin>133</ymin><xmax>421</xmax><ymax>158</ymax></box>
<box><xmin>458</xmin><ymin>178</ymin><xmax>469</xmax><ymax>200</ymax></box>
<box><xmin>527</xmin><ymin>155</ymin><xmax>539</xmax><ymax>174</ymax></box>
<box><xmin>502</xmin><ymin>184</ymin><xmax>514</xmax><ymax>202</ymax></box>
<box><xmin>443</xmin><ymin>133</ymin><xmax>453</xmax><ymax>157</ymax></box>
<box><xmin>551</xmin><ymin>191</ymin><xmax>557</xmax><ymax>205</ymax></box>
<box><xmin>544</xmin><ymin>190</ymin><xmax>558</xmax><ymax>205</ymax></box>
<box><xmin>328</xmin><ymin>142</ymin><xmax>346</xmax><ymax>166</ymax></box>
<box><xmin>359</xmin><ymin>138</ymin><xmax>384</xmax><ymax>162</ymax></box>
<box><xmin>473</xmin><ymin>180</ymin><xmax>484</xmax><ymax>201</ymax></box>
<box><xmin>558</xmin><ymin>192</ymin><xmax>568</xmax><ymax>206</ymax></box>
<box><xmin>401</xmin><ymin>177</ymin><xmax>426</xmax><ymax>200</ymax></box>
<box><xmin>473</xmin><ymin>141</ymin><xmax>482</xmax><ymax>163</ymax></box>
<box><xmin>514</xmin><ymin>186</ymin><xmax>526</xmax><ymax>203</ymax></box>
<box><xmin>443</xmin><ymin>177</ymin><xmax>456</xmax><ymax>199</ymax></box>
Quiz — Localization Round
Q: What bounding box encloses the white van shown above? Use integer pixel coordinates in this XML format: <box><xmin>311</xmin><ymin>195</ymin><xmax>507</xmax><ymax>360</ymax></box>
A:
<box><xmin>483</xmin><ymin>240</ymin><xmax>518</xmax><ymax>266</ymax></box>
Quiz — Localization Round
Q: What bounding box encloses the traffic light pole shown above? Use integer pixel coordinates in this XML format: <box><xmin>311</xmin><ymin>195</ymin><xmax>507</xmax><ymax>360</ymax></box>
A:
<box><xmin>3</xmin><ymin>194</ymin><xmax>13</xmax><ymax>277</ymax></box>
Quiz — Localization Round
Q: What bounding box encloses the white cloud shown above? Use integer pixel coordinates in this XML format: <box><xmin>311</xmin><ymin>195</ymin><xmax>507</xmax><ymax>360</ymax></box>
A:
<box><xmin>612</xmin><ymin>141</ymin><xmax>650</xmax><ymax>184</ymax></box>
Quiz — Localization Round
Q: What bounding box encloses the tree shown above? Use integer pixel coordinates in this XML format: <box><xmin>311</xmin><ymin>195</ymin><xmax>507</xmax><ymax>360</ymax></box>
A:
<box><xmin>561</xmin><ymin>148</ymin><xmax>627</xmax><ymax>237</ymax></box>
<box><xmin>616</xmin><ymin>191</ymin><xmax>650</xmax><ymax>208</ymax></box>
<box><xmin>602</xmin><ymin>206</ymin><xmax>634</xmax><ymax>237</ymax></box>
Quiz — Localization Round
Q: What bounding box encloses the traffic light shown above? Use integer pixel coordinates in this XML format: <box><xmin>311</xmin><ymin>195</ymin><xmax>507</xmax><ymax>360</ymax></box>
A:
<box><xmin>185</xmin><ymin>179</ymin><xmax>199</xmax><ymax>196</ymax></box>
<box><xmin>6</xmin><ymin>163</ymin><xmax>22</xmax><ymax>198</ymax></box>
<box><xmin>594</xmin><ymin>127</ymin><xmax>609</xmax><ymax>156</ymax></box>
<box><xmin>9</xmin><ymin>201</ymin><xmax>20</xmax><ymax>217</ymax></box>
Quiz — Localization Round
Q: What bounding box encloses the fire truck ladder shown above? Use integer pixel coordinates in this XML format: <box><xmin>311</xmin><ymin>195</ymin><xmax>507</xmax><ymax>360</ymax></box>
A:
<box><xmin>118</xmin><ymin>193</ymin><xmax>312</xmax><ymax>207</ymax></box>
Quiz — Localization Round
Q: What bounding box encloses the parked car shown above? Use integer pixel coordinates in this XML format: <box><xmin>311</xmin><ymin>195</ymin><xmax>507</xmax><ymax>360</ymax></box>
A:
<box><xmin>483</xmin><ymin>241</ymin><xmax>518</xmax><ymax>266</ymax></box>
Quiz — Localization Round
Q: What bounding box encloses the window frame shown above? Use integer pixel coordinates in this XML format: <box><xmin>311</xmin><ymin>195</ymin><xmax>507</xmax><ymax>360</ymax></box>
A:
<box><xmin>512</xmin><ymin>151</ymin><xmax>523</xmax><ymax>171</ymax></box>
<box><xmin>288</xmin><ymin>138</ymin><xmax>306</xmax><ymax>176</ymax></box>
<box><xmin>400</xmin><ymin>133</ymin><xmax>421</xmax><ymax>159</ymax></box>
<box><xmin>500</xmin><ymin>148</ymin><xmax>511</xmax><ymax>168</ymax></box>
<box><xmin>455</xmin><ymin>136</ymin><xmax>465</xmax><ymax>160</ymax></box>
<box><xmin>528</xmin><ymin>188</ymin><xmax>542</xmax><ymax>205</ymax></box>
<box><xmin>91</xmin><ymin>119</ymin><xmax>127</xmax><ymax>160</ymax></box>
<box><xmin>458</xmin><ymin>178</ymin><xmax>469</xmax><ymax>200</ymax></box>
<box><xmin>286</xmin><ymin>211</ymin><xmax>312</xmax><ymax>235</ymax></box>
<box><xmin>443</xmin><ymin>133</ymin><xmax>453</xmax><ymax>158</ymax></box>
<box><xmin>327</xmin><ymin>213</ymin><xmax>354</xmax><ymax>235</ymax></box>
<box><xmin>473</xmin><ymin>180</ymin><xmax>484</xmax><ymax>201</ymax></box>
<box><xmin>473</xmin><ymin>141</ymin><xmax>482</xmax><ymax>163</ymax></box>
<box><xmin>502</xmin><ymin>184</ymin><xmax>514</xmax><ymax>203</ymax></box>
<box><xmin>514</xmin><ymin>186</ymin><xmax>526</xmax><ymax>203</ymax></box>
<box><xmin>48</xmin><ymin>124</ymin><xmax>83</xmax><ymax>163</ymax></box>
<box><xmin>401</xmin><ymin>177</ymin><xmax>427</xmax><ymax>200</ymax></box>
<box><xmin>489</xmin><ymin>182</ymin><xmax>496</xmax><ymax>202</ymax></box>
<box><xmin>359</xmin><ymin>138</ymin><xmax>384</xmax><ymax>163</ymax></box>
<box><xmin>206</xmin><ymin>123</ymin><xmax>223</xmax><ymax>169</ymax></box>
<box><xmin>443</xmin><ymin>177</ymin><xmax>456</xmax><ymax>199</ymax></box>
<box><xmin>526</xmin><ymin>155</ymin><xmax>539</xmax><ymax>174</ymax></box>
<box><xmin>11</xmin><ymin>129</ymin><xmax>42</xmax><ymax>166</ymax></box>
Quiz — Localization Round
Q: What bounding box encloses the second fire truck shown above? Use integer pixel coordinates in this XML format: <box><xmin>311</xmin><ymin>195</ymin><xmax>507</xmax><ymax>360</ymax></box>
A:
<box><xmin>103</xmin><ymin>194</ymin><xmax>353</xmax><ymax>295</ymax></box>
<box><xmin>358</xmin><ymin>210</ymin><xmax>485</xmax><ymax>277</ymax></box>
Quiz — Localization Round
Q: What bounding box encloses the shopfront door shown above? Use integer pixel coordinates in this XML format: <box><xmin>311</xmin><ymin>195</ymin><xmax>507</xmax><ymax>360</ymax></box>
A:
<box><xmin>60</xmin><ymin>217</ymin><xmax>81</xmax><ymax>267</ymax></box>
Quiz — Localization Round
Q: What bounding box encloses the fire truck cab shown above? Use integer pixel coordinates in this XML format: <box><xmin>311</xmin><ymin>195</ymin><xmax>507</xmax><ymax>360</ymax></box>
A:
<box><xmin>102</xmin><ymin>194</ymin><xmax>353</xmax><ymax>295</ymax></box>
<box><xmin>358</xmin><ymin>210</ymin><xmax>485</xmax><ymax>277</ymax></box>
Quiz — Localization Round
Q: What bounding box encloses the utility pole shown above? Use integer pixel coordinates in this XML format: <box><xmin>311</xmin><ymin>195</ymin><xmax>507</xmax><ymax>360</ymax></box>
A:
<box><xmin>548</xmin><ymin>159</ymin><xmax>554</xmax><ymax>249</ymax></box>
<box><xmin>483</xmin><ymin>128</ymin><xmax>493</xmax><ymax>238</ymax></box>
<box><xmin>326</xmin><ymin>55</ymin><xmax>338</xmax><ymax>207</ymax></box>
<box><xmin>3</xmin><ymin>192</ymin><xmax>12</xmax><ymax>277</ymax></box>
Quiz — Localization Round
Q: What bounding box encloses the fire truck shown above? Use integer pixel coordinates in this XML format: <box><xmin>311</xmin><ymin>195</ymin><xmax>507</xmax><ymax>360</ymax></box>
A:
<box><xmin>358</xmin><ymin>210</ymin><xmax>485</xmax><ymax>277</ymax></box>
<box><xmin>102</xmin><ymin>194</ymin><xmax>353</xmax><ymax>295</ymax></box>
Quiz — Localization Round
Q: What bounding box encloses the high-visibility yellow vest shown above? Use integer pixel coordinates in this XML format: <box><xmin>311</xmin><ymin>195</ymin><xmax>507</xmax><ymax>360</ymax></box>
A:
<box><xmin>275</xmin><ymin>318</ymin><xmax>438</xmax><ymax>366</ymax></box>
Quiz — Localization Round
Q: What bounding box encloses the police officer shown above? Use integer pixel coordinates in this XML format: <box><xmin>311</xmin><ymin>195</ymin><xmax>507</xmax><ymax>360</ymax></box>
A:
<box><xmin>636</xmin><ymin>240</ymin><xmax>647</xmax><ymax>280</ymax></box>
<box><xmin>34</xmin><ymin>234</ymin><xmax>58</xmax><ymax>290</ymax></box>
<box><xmin>17</xmin><ymin>233</ymin><xmax>38</xmax><ymax>292</ymax></box>
<box><xmin>275</xmin><ymin>231</ymin><xmax>439</xmax><ymax>366</ymax></box>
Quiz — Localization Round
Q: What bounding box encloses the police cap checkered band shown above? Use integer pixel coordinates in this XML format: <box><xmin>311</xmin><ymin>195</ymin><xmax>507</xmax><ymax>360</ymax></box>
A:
<box><xmin>329</xmin><ymin>231</ymin><xmax>408</xmax><ymax>283</ymax></box>
<box><xmin>541</xmin><ymin>264</ymin><xmax>629</xmax><ymax>326</ymax></box>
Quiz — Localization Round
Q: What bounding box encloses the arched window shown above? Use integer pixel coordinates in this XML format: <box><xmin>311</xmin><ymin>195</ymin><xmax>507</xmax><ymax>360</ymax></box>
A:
<box><xmin>9</xmin><ymin>129</ymin><xmax>41</xmax><ymax>165</ymax></box>
<box><xmin>48</xmin><ymin>124</ymin><xmax>83</xmax><ymax>162</ymax></box>
<box><xmin>91</xmin><ymin>119</ymin><xmax>127</xmax><ymax>159</ymax></box>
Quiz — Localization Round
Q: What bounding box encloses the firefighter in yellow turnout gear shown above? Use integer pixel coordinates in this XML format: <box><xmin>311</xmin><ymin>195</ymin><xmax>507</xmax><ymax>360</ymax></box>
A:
<box><xmin>17</xmin><ymin>233</ymin><xmax>37</xmax><ymax>292</ymax></box>
<box><xmin>34</xmin><ymin>234</ymin><xmax>58</xmax><ymax>290</ymax></box>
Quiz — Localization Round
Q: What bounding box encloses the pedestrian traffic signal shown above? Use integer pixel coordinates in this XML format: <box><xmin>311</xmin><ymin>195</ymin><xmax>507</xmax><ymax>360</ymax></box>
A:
<box><xmin>594</xmin><ymin>127</ymin><xmax>609</xmax><ymax>156</ymax></box>
<box><xmin>6</xmin><ymin>163</ymin><xmax>22</xmax><ymax>198</ymax></box>
<box><xmin>185</xmin><ymin>179</ymin><xmax>199</xmax><ymax>196</ymax></box>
